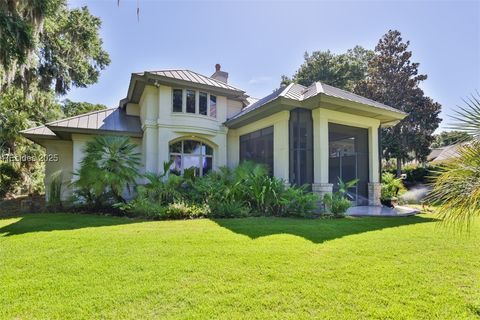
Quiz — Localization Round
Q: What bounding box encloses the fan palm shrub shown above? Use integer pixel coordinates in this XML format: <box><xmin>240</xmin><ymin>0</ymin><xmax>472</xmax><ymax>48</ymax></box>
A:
<box><xmin>75</xmin><ymin>136</ymin><xmax>141</xmax><ymax>206</ymax></box>
<box><xmin>428</xmin><ymin>93</ymin><xmax>480</xmax><ymax>227</ymax></box>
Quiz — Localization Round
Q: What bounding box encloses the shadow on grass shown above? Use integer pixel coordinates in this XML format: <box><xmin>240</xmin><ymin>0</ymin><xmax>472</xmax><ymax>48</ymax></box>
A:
<box><xmin>214</xmin><ymin>215</ymin><xmax>438</xmax><ymax>244</ymax></box>
<box><xmin>0</xmin><ymin>213</ymin><xmax>137</xmax><ymax>237</ymax></box>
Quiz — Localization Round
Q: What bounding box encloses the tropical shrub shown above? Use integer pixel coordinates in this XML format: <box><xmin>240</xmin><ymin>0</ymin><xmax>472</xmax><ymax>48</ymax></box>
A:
<box><xmin>120</xmin><ymin>161</ymin><xmax>319</xmax><ymax>219</ymax></box>
<box><xmin>0</xmin><ymin>162</ymin><xmax>20</xmax><ymax>198</ymax></box>
<box><xmin>74</xmin><ymin>136</ymin><xmax>141</xmax><ymax>206</ymax></box>
<box><xmin>323</xmin><ymin>193</ymin><xmax>351</xmax><ymax>217</ymax></box>
<box><xmin>427</xmin><ymin>92</ymin><xmax>480</xmax><ymax>227</ymax></box>
<box><xmin>381</xmin><ymin>172</ymin><xmax>406</xmax><ymax>201</ymax></box>
<box><xmin>47</xmin><ymin>170</ymin><xmax>63</xmax><ymax>209</ymax></box>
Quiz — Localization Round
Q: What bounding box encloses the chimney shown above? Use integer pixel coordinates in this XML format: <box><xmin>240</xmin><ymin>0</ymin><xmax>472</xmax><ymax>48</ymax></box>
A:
<box><xmin>210</xmin><ymin>63</ymin><xmax>228</xmax><ymax>84</ymax></box>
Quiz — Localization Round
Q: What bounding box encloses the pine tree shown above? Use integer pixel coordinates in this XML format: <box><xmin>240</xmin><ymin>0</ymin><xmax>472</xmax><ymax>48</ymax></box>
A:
<box><xmin>355</xmin><ymin>30</ymin><xmax>441</xmax><ymax>175</ymax></box>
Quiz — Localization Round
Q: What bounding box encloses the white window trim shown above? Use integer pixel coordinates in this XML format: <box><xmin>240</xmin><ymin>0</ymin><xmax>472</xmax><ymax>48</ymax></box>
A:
<box><xmin>171</xmin><ymin>88</ymin><xmax>217</xmax><ymax>119</ymax></box>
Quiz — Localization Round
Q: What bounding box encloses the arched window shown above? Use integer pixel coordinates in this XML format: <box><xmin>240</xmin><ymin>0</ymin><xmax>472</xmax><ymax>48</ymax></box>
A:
<box><xmin>169</xmin><ymin>140</ymin><xmax>213</xmax><ymax>176</ymax></box>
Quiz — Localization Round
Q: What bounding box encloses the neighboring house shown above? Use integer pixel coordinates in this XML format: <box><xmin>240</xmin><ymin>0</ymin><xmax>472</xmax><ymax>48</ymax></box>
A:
<box><xmin>428</xmin><ymin>142</ymin><xmax>469</xmax><ymax>163</ymax></box>
<box><xmin>22</xmin><ymin>64</ymin><xmax>406</xmax><ymax>206</ymax></box>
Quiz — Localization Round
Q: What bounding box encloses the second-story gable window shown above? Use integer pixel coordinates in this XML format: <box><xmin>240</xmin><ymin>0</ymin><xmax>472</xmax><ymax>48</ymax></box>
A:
<box><xmin>172</xmin><ymin>88</ymin><xmax>217</xmax><ymax>118</ymax></box>
<box><xmin>210</xmin><ymin>95</ymin><xmax>217</xmax><ymax>118</ymax></box>
<box><xmin>199</xmin><ymin>92</ymin><xmax>208</xmax><ymax>115</ymax></box>
<box><xmin>173</xmin><ymin>89</ymin><xmax>183</xmax><ymax>112</ymax></box>
<box><xmin>186</xmin><ymin>90</ymin><xmax>196</xmax><ymax>113</ymax></box>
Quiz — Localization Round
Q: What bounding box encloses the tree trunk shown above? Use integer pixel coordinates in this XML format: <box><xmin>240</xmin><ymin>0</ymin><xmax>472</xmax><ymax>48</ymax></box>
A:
<box><xmin>396</xmin><ymin>157</ymin><xmax>402</xmax><ymax>177</ymax></box>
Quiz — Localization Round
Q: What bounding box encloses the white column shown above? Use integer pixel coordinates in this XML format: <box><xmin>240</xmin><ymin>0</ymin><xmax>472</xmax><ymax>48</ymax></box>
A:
<box><xmin>143</xmin><ymin>123</ymin><xmax>158</xmax><ymax>174</ymax></box>
<box><xmin>368</xmin><ymin>125</ymin><xmax>381</xmax><ymax>205</ymax></box>
<box><xmin>312</xmin><ymin>108</ymin><xmax>333</xmax><ymax>197</ymax></box>
<box><xmin>273</xmin><ymin>112</ymin><xmax>290</xmax><ymax>182</ymax></box>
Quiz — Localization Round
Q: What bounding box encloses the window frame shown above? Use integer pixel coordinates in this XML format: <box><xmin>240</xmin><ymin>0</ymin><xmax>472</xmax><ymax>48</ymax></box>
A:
<box><xmin>171</xmin><ymin>88</ymin><xmax>218</xmax><ymax>119</ymax></box>
<box><xmin>169</xmin><ymin>140</ymin><xmax>214</xmax><ymax>176</ymax></box>
<box><xmin>172</xmin><ymin>88</ymin><xmax>183</xmax><ymax>113</ymax></box>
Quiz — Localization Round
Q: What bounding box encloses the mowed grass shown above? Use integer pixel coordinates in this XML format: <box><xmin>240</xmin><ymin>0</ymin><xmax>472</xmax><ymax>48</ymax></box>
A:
<box><xmin>1</xmin><ymin>213</ymin><xmax>479</xmax><ymax>319</ymax></box>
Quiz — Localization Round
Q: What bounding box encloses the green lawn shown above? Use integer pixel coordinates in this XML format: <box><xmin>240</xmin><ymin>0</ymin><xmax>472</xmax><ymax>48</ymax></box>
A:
<box><xmin>1</xmin><ymin>213</ymin><xmax>479</xmax><ymax>319</ymax></box>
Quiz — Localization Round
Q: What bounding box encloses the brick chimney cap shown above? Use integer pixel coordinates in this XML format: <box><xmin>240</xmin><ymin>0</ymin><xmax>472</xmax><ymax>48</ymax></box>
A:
<box><xmin>215</xmin><ymin>64</ymin><xmax>221</xmax><ymax>72</ymax></box>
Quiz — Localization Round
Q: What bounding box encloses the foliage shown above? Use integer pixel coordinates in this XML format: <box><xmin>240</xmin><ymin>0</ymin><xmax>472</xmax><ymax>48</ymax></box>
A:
<box><xmin>1</xmin><ymin>1</ymin><xmax>110</xmax><ymax>94</ymax></box>
<box><xmin>281</xmin><ymin>46</ymin><xmax>374</xmax><ymax>91</ymax></box>
<box><xmin>428</xmin><ymin>92</ymin><xmax>480</xmax><ymax>227</ymax></box>
<box><xmin>0</xmin><ymin>162</ymin><xmax>20</xmax><ymax>198</ymax></box>
<box><xmin>381</xmin><ymin>172</ymin><xmax>406</xmax><ymax>201</ymax></box>
<box><xmin>0</xmin><ymin>0</ymin><xmax>62</xmax><ymax>85</ymax></box>
<box><xmin>75</xmin><ymin>136</ymin><xmax>141</xmax><ymax>206</ymax></box>
<box><xmin>47</xmin><ymin>170</ymin><xmax>63</xmax><ymax>209</ymax></box>
<box><xmin>323</xmin><ymin>193</ymin><xmax>351</xmax><ymax>217</ymax></box>
<box><xmin>38</xmin><ymin>5</ymin><xmax>110</xmax><ymax>94</ymax></box>
<box><xmin>431</xmin><ymin>130</ymin><xmax>472</xmax><ymax>148</ymax></box>
<box><xmin>385</xmin><ymin>164</ymin><xmax>441</xmax><ymax>185</ymax></box>
<box><xmin>322</xmin><ymin>178</ymin><xmax>358</xmax><ymax>217</ymax></box>
<box><xmin>121</xmin><ymin>161</ymin><xmax>319</xmax><ymax>219</ymax></box>
<box><xmin>61</xmin><ymin>99</ymin><xmax>107</xmax><ymax>117</ymax></box>
<box><xmin>354</xmin><ymin>30</ymin><xmax>441</xmax><ymax>171</ymax></box>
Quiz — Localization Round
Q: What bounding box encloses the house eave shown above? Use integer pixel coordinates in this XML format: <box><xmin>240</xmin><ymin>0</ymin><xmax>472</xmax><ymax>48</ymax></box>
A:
<box><xmin>126</xmin><ymin>72</ymin><xmax>247</xmax><ymax>105</ymax></box>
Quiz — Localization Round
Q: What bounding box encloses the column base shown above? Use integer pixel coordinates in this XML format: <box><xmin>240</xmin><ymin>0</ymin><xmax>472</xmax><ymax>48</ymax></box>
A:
<box><xmin>312</xmin><ymin>183</ymin><xmax>333</xmax><ymax>198</ymax></box>
<box><xmin>368</xmin><ymin>182</ymin><xmax>382</xmax><ymax>206</ymax></box>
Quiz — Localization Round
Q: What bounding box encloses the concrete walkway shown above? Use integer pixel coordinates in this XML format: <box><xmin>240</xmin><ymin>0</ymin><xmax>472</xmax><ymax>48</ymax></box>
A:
<box><xmin>346</xmin><ymin>205</ymin><xmax>419</xmax><ymax>217</ymax></box>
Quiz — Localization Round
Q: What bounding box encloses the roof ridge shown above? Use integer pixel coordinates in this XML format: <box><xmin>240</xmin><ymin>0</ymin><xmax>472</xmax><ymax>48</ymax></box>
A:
<box><xmin>20</xmin><ymin>124</ymin><xmax>47</xmax><ymax>133</ymax></box>
<box><xmin>185</xmin><ymin>69</ymin><xmax>245</xmax><ymax>92</ymax></box>
<box><xmin>46</xmin><ymin>108</ymin><xmax>115</xmax><ymax>126</ymax></box>
<box><xmin>279</xmin><ymin>83</ymin><xmax>294</xmax><ymax>97</ymax></box>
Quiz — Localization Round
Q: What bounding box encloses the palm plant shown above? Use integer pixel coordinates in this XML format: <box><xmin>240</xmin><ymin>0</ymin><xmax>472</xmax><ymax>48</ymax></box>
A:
<box><xmin>428</xmin><ymin>92</ymin><xmax>480</xmax><ymax>227</ymax></box>
<box><xmin>75</xmin><ymin>136</ymin><xmax>141</xmax><ymax>205</ymax></box>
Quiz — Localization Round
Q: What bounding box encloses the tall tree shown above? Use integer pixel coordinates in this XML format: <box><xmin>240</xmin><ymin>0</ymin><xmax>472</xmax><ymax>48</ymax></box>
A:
<box><xmin>1</xmin><ymin>1</ymin><xmax>110</xmax><ymax>94</ymax></box>
<box><xmin>281</xmin><ymin>46</ymin><xmax>374</xmax><ymax>90</ymax></box>
<box><xmin>61</xmin><ymin>99</ymin><xmax>107</xmax><ymax>118</ymax></box>
<box><xmin>0</xmin><ymin>2</ymin><xmax>110</xmax><ymax>196</ymax></box>
<box><xmin>431</xmin><ymin>131</ymin><xmax>472</xmax><ymax>148</ymax></box>
<box><xmin>355</xmin><ymin>30</ymin><xmax>441</xmax><ymax>175</ymax></box>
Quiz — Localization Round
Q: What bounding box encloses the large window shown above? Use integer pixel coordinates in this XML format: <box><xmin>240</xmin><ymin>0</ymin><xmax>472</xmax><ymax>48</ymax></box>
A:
<box><xmin>173</xmin><ymin>89</ymin><xmax>183</xmax><ymax>112</ymax></box>
<box><xmin>328</xmin><ymin>123</ymin><xmax>369</xmax><ymax>205</ymax></box>
<box><xmin>289</xmin><ymin>108</ymin><xmax>313</xmax><ymax>188</ymax></box>
<box><xmin>199</xmin><ymin>92</ymin><xmax>208</xmax><ymax>115</ymax></box>
<box><xmin>169</xmin><ymin>140</ymin><xmax>213</xmax><ymax>176</ymax></box>
<box><xmin>240</xmin><ymin>126</ymin><xmax>274</xmax><ymax>175</ymax></box>
<box><xmin>210</xmin><ymin>95</ymin><xmax>217</xmax><ymax>118</ymax></box>
<box><xmin>172</xmin><ymin>88</ymin><xmax>216</xmax><ymax>118</ymax></box>
<box><xmin>186</xmin><ymin>90</ymin><xmax>196</xmax><ymax>113</ymax></box>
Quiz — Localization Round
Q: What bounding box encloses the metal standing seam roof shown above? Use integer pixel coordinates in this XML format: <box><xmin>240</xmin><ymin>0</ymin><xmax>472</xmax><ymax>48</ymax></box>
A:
<box><xmin>20</xmin><ymin>125</ymin><xmax>56</xmax><ymax>137</ymax></box>
<box><xmin>228</xmin><ymin>81</ymin><xmax>406</xmax><ymax>121</ymax></box>
<box><xmin>21</xmin><ymin>108</ymin><xmax>143</xmax><ymax>139</ymax></box>
<box><xmin>135</xmin><ymin>69</ymin><xmax>245</xmax><ymax>93</ymax></box>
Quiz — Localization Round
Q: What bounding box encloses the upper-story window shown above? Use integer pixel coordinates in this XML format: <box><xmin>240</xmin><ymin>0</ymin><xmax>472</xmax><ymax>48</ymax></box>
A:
<box><xmin>173</xmin><ymin>89</ymin><xmax>183</xmax><ymax>112</ymax></box>
<box><xmin>210</xmin><ymin>95</ymin><xmax>217</xmax><ymax>118</ymax></box>
<box><xmin>199</xmin><ymin>92</ymin><xmax>208</xmax><ymax>115</ymax></box>
<box><xmin>186</xmin><ymin>90</ymin><xmax>196</xmax><ymax>113</ymax></box>
<box><xmin>172</xmin><ymin>88</ymin><xmax>217</xmax><ymax>118</ymax></box>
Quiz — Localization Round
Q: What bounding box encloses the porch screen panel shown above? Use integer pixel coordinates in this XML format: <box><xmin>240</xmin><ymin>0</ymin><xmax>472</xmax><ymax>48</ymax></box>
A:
<box><xmin>289</xmin><ymin>108</ymin><xmax>313</xmax><ymax>188</ymax></box>
<box><xmin>239</xmin><ymin>126</ymin><xmax>274</xmax><ymax>175</ymax></box>
<box><xmin>328</xmin><ymin>123</ymin><xmax>369</xmax><ymax>205</ymax></box>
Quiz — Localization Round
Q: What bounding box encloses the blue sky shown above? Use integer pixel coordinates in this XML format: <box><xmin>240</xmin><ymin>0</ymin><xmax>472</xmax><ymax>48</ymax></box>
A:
<box><xmin>68</xmin><ymin>0</ymin><xmax>480</xmax><ymax>131</ymax></box>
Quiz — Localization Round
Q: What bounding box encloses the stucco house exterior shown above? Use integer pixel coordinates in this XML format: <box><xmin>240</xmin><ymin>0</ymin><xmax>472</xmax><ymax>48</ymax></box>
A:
<box><xmin>22</xmin><ymin>64</ymin><xmax>406</xmax><ymax>206</ymax></box>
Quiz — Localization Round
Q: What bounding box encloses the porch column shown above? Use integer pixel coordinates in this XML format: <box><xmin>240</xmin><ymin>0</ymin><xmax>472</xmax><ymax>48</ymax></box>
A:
<box><xmin>273</xmin><ymin>111</ymin><xmax>290</xmax><ymax>183</ymax></box>
<box><xmin>312</xmin><ymin>108</ymin><xmax>333</xmax><ymax>199</ymax></box>
<box><xmin>368</xmin><ymin>125</ymin><xmax>381</xmax><ymax>205</ymax></box>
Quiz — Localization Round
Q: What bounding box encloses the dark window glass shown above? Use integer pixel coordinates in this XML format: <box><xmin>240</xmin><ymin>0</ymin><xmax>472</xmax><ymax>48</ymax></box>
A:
<box><xmin>173</xmin><ymin>89</ymin><xmax>183</xmax><ymax>112</ymax></box>
<box><xmin>210</xmin><ymin>95</ymin><xmax>217</xmax><ymax>118</ymax></box>
<box><xmin>289</xmin><ymin>109</ymin><xmax>313</xmax><ymax>188</ymax></box>
<box><xmin>186</xmin><ymin>90</ymin><xmax>196</xmax><ymax>113</ymax></box>
<box><xmin>169</xmin><ymin>140</ymin><xmax>213</xmax><ymax>176</ymax></box>
<box><xmin>328</xmin><ymin>123</ymin><xmax>369</xmax><ymax>205</ymax></box>
<box><xmin>239</xmin><ymin>126</ymin><xmax>274</xmax><ymax>175</ymax></box>
<box><xmin>169</xmin><ymin>141</ymin><xmax>182</xmax><ymax>153</ymax></box>
<box><xmin>199</xmin><ymin>92</ymin><xmax>208</xmax><ymax>115</ymax></box>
